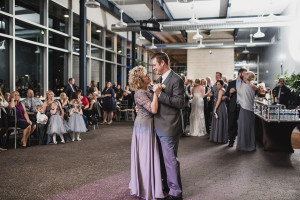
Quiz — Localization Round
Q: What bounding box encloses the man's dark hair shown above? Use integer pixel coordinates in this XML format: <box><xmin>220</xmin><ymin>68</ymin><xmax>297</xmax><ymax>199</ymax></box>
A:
<box><xmin>217</xmin><ymin>79</ymin><xmax>224</xmax><ymax>86</ymax></box>
<box><xmin>238</xmin><ymin>68</ymin><xmax>247</xmax><ymax>75</ymax></box>
<box><xmin>216</xmin><ymin>72</ymin><xmax>222</xmax><ymax>77</ymax></box>
<box><xmin>68</xmin><ymin>78</ymin><xmax>74</xmax><ymax>82</ymax></box>
<box><xmin>151</xmin><ymin>52</ymin><xmax>170</xmax><ymax>66</ymax></box>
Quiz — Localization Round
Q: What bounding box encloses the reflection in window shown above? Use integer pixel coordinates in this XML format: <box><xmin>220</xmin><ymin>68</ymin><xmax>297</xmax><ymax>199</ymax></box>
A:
<box><xmin>73</xmin><ymin>13</ymin><xmax>80</xmax><ymax>38</ymax></box>
<box><xmin>117</xmin><ymin>65</ymin><xmax>122</xmax><ymax>85</ymax></box>
<box><xmin>105</xmin><ymin>63</ymin><xmax>112</xmax><ymax>83</ymax></box>
<box><xmin>49</xmin><ymin>31</ymin><xmax>68</xmax><ymax>49</ymax></box>
<box><xmin>73</xmin><ymin>55</ymin><xmax>79</xmax><ymax>85</ymax></box>
<box><xmin>91</xmin><ymin>46</ymin><xmax>103</xmax><ymax>59</ymax></box>
<box><xmin>0</xmin><ymin>0</ymin><xmax>10</xmax><ymax>13</ymax></box>
<box><xmin>126</xmin><ymin>41</ymin><xmax>131</xmax><ymax>57</ymax></box>
<box><xmin>49</xmin><ymin>1</ymin><xmax>69</xmax><ymax>34</ymax></box>
<box><xmin>15</xmin><ymin>0</ymin><xmax>44</xmax><ymax>25</ymax></box>
<box><xmin>49</xmin><ymin>49</ymin><xmax>68</xmax><ymax>96</ymax></box>
<box><xmin>105</xmin><ymin>31</ymin><xmax>114</xmax><ymax>50</ymax></box>
<box><xmin>0</xmin><ymin>37</ymin><xmax>9</xmax><ymax>92</ymax></box>
<box><xmin>106</xmin><ymin>51</ymin><xmax>115</xmax><ymax>62</ymax></box>
<box><xmin>91</xmin><ymin>59</ymin><xmax>102</xmax><ymax>90</ymax></box>
<box><xmin>117</xmin><ymin>35</ymin><xmax>123</xmax><ymax>54</ymax></box>
<box><xmin>91</xmin><ymin>23</ymin><xmax>102</xmax><ymax>46</ymax></box>
<box><xmin>15</xmin><ymin>41</ymin><xmax>44</xmax><ymax>97</ymax></box>
<box><xmin>15</xmin><ymin>20</ymin><xmax>44</xmax><ymax>43</ymax></box>
<box><xmin>0</xmin><ymin>14</ymin><xmax>10</xmax><ymax>35</ymax></box>
<box><xmin>126</xmin><ymin>66</ymin><xmax>130</xmax><ymax>85</ymax></box>
<box><xmin>73</xmin><ymin>40</ymin><xmax>80</xmax><ymax>53</ymax></box>
<box><xmin>117</xmin><ymin>55</ymin><xmax>122</xmax><ymax>64</ymax></box>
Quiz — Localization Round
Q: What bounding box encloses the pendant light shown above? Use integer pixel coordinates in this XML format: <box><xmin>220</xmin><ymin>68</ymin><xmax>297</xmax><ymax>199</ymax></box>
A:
<box><xmin>137</xmin><ymin>31</ymin><xmax>145</xmax><ymax>40</ymax></box>
<box><xmin>116</xmin><ymin>9</ymin><xmax>127</xmax><ymax>28</ymax></box>
<box><xmin>197</xmin><ymin>39</ymin><xmax>205</xmax><ymax>48</ymax></box>
<box><xmin>247</xmin><ymin>34</ymin><xmax>255</xmax><ymax>47</ymax></box>
<box><xmin>85</xmin><ymin>0</ymin><xmax>100</xmax><ymax>8</ymax></box>
<box><xmin>193</xmin><ymin>28</ymin><xmax>203</xmax><ymax>40</ymax></box>
<box><xmin>188</xmin><ymin>2</ymin><xmax>200</xmax><ymax>24</ymax></box>
<box><xmin>253</xmin><ymin>27</ymin><xmax>265</xmax><ymax>38</ymax></box>
<box><xmin>149</xmin><ymin>37</ymin><xmax>157</xmax><ymax>49</ymax></box>
<box><xmin>0</xmin><ymin>40</ymin><xmax>5</xmax><ymax>50</ymax></box>
<box><xmin>242</xmin><ymin>48</ymin><xmax>249</xmax><ymax>54</ymax></box>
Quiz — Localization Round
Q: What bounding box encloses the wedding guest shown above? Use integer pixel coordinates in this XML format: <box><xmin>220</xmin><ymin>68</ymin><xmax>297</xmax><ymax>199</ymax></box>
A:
<box><xmin>128</xmin><ymin>66</ymin><xmax>164</xmax><ymax>200</ymax></box>
<box><xmin>125</xmin><ymin>85</ymin><xmax>132</xmax><ymax>94</ymax></box>
<box><xmin>8</xmin><ymin>91</ymin><xmax>36</xmax><ymax>148</ymax></box>
<box><xmin>4</xmin><ymin>92</ymin><xmax>10</xmax><ymax>102</ymax></box>
<box><xmin>291</xmin><ymin>124</ymin><xmax>300</xmax><ymax>149</ymax></box>
<box><xmin>112</xmin><ymin>81</ymin><xmax>118</xmax><ymax>94</ymax></box>
<box><xmin>226</xmin><ymin>68</ymin><xmax>247</xmax><ymax>147</ymax></box>
<box><xmin>236</xmin><ymin>71</ymin><xmax>256</xmax><ymax>151</ymax></box>
<box><xmin>36</xmin><ymin>105</ymin><xmax>48</xmax><ymax>145</ymax></box>
<box><xmin>59</xmin><ymin>92</ymin><xmax>70</xmax><ymax>108</ymax></box>
<box><xmin>88</xmin><ymin>80</ymin><xmax>99</xmax><ymax>94</ymax></box>
<box><xmin>209</xmin><ymin>80</ymin><xmax>228</xmax><ymax>143</ymax></box>
<box><xmin>101</xmin><ymin>82</ymin><xmax>115</xmax><ymax>125</ymax></box>
<box><xmin>84</xmin><ymin>92</ymin><xmax>97</xmax><ymax>124</ymax></box>
<box><xmin>68</xmin><ymin>99</ymin><xmax>87</xmax><ymax>141</ymax></box>
<box><xmin>64</xmin><ymin>78</ymin><xmax>78</xmax><ymax>98</ymax></box>
<box><xmin>182</xmin><ymin>76</ymin><xmax>191</xmax><ymax>136</ymax></box>
<box><xmin>272</xmin><ymin>78</ymin><xmax>291</xmax><ymax>107</ymax></box>
<box><xmin>22</xmin><ymin>89</ymin><xmax>43</xmax><ymax>112</ymax></box>
<box><xmin>78</xmin><ymin>89</ymin><xmax>89</xmax><ymax>111</ymax></box>
<box><xmin>0</xmin><ymin>89</ymin><xmax>8</xmax><ymax>151</ymax></box>
<box><xmin>256</xmin><ymin>83</ymin><xmax>266</xmax><ymax>98</ymax></box>
<box><xmin>202</xmin><ymin>78</ymin><xmax>211</xmax><ymax>134</ymax></box>
<box><xmin>116</xmin><ymin>84</ymin><xmax>123</xmax><ymax>100</ymax></box>
<box><xmin>121</xmin><ymin>90</ymin><xmax>134</xmax><ymax>108</ymax></box>
<box><xmin>70</xmin><ymin>91</ymin><xmax>89</xmax><ymax>129</ymax></box>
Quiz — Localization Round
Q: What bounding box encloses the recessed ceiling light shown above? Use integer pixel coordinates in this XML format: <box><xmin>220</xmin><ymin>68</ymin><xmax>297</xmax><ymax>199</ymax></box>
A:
<box><xmin>96</xmin><ymin>29</ymin><xmax>101</xmax><ymax>33</ymax></box>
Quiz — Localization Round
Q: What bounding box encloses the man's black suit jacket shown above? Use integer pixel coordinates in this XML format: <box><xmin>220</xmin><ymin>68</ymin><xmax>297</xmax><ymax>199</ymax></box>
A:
<box><xmin>225</xmin><ymin>80</ymin><xmax>237</xmax><ymax>113</ymax></box>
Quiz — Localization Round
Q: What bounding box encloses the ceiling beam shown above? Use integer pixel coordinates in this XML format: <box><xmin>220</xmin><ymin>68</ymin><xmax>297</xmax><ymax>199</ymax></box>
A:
<box><xmin>155</xmin><ymin>0</ymin><xmax>187</xmax><ymax>41</ymax></box>
<box><xmin>97</xmin><ymin>0</ymin><xmax>161</xmax><ymax>43</ymax></box>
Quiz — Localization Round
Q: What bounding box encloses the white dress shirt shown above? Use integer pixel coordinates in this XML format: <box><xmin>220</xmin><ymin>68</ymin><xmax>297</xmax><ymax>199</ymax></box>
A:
<box><xmin>37</xmin><ymin>112</ymin><xmax>48</xmax><ymax>124</ymax></box>
<box><xmin>161</xmin><ymin>69</ymin><xmax>172</xmax><ymax>84</ymax></box>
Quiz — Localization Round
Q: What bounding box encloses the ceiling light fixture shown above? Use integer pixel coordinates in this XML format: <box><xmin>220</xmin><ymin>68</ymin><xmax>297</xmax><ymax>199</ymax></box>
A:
<box><xmin>85</xmin><ymin>0</ymin><xmax>100</xmax><ymax>8</ymax></box>
<box><xmin>178</xmin><ymin>0</ymin><xmax>193</xmax><ymax>3</ymax></box>
<box><xmin>193</xmin><ymin>28</ymin><xmax>203</xmax><ymax>40</ymax></box>
<box><xmin>188</xmin><ymin>2</ymin><xmax>200</xmax><ymax>24</ymax></box>
<box><xmin>0</xmin><ymin>40</ymin><xmax>5</xmax><ymax>50</ymax></box>
<box><xmin>149</xmin><ymin>37</ymin><xmax>157</xmax><ymax>49</ymax></box>
<box><xmin>137</xmin><ymin>31</ymin><xmax>145</xmax><ymax>40</ymax></box>
<box><xmin>242</xmin><ymin>48</ymin><xmax>249</xmax><ymax>54</ymax></box>
<box><xmin>96</xmin><ymin>29</ymin><xmax>101</xmax><ymax>33</ymax></box>
<box><xmin>253</xmin><ymin>27</ymin><xmax>265</xmax><ymax>38</ymax></box>
<box><xmin>247</xmin><ymin>34</ymin><xmax>256</xmax><ymax>47</ymax></box>
<box><xmin>35</xmin><ymin>47</ymin><xmax>40</xmax><ymax>54</ymax></box>
<box><xmin>63</xmin><ymin>12</ymin><xmax>69</xmax><ymax>18</ymax></box>
<box><xmin>116</xmin><ymin>9</ymin><xmax>127</xmax><ymax>28</ymax></box>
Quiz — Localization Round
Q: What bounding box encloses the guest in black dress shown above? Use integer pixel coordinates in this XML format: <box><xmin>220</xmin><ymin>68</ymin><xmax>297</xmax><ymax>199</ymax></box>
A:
<box><xmin>256</xmin><ymin>83</ymin><xmax>266</xmax><ymax>99</ymax></box>
<box><xmin>101</xmin><ymin>82</ymin><xmax>115</xmax><ymax>125</ymax></box>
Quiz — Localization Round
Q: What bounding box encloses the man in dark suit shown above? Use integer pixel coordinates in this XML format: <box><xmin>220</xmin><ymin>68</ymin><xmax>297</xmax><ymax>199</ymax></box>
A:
<box><xmin>225</xmin><ymin>68</ymin><xmax>247</xmax><ymax>147</ymax></box>
<box><xmin>64</xmin><ymin>78</ymin><xmax>78</xmax><ymax>98</ymax></box>
<box><xmin>181</xmin><ymin>77</ymin><xmax>191</xmax><ymax>136</ymax></box>
<box><xmin>152</xmin><ymin>52</ymin><xmax>184</xmax><ymax>200</ymax></box>
<box><xmin>272</xmin><ymin>78</ymin><xmax>291</xmax><ymax>107</ymax></box>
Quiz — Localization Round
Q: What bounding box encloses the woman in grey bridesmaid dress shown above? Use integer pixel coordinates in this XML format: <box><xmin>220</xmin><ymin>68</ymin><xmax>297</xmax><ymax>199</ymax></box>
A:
<box><xmin>210</xmin><ymin>80</ymin><xmax>228</xmax><ymax>144</ymax></box>
<box><xmin>128</xmin><ymin>66</ymin><xmax>164</xmax><ymax>200</ymax></box>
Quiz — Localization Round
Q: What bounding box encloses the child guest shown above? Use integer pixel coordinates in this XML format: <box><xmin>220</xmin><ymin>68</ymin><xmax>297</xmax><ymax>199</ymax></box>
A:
<box><xmin>47</xmin><ymin>102</ymin><xmax>66</xmax><ymax>144</ymax></box>
<box><xmin>68</xmin><ymin>99</ymin><xmax>87</xmax><ymax>141</ymax></box>
<box><xmin>36</xmin><ymin>105</ymin><xmax>48</xmax><ymax>145</ymax></box>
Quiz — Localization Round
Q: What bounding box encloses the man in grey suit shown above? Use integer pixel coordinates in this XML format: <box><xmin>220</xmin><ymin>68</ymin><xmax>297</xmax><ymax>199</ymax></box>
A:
<box><xmin>152</xmin><ymin>52</ymin><xmax>184</xmax><ymax>200</ymax></box>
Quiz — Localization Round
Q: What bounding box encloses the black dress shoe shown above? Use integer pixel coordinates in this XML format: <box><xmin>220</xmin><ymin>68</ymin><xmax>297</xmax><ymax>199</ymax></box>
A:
<box><xmin>165</xmin><ymin>195</ymin><xmax>182</xmax><ymax>200</ymax></box>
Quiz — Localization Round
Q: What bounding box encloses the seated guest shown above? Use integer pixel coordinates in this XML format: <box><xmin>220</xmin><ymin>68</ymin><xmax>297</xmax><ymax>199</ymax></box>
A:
<box><xmin>77</xmin><ymin>89</ymin><xmax>89</xmax><ymax>111</ymax></box>
<box><xmin>22</xmin><ymin>89</ymin><xmax>43</xmax><ymax>112</ymax></box>
<box><xmin>59</xmin><ymin>92</ymin><xmax>70</xmax><ymax>117</ymax></box>
<box><xmin>0</xmin><ymin>89</ymin><xmax>8</xmax><ymax>151</ymax></box>
<box><xmin>4</xmin><ymin>92</ymin><xmax>10</xmax><ymax>102</ymax></box>
<box><xmin>88</xmin><ymin>80</ymin><xmax>100</xmax><ymax>96</ymax></box>
<box><xmin>36</xmin><ymin>105</ymin><xmax>48</xmax><ymax>145</ymax></box>
<box><xmin>236</xmin><ymin>71</ymin><xmax>256</xmax><ymax>151</ymax></box>
<box><xmin>116</xmin><ymin>84</ymin><xmax>123</xmax><ymax>100</ymax></box>
<box><xmin>272</xmin><ymin>78</ymin><xmax>291</xmax><ymax>107</ymax></box>
<box><xmin>125</xmin><ymin>85</ymin><xmax>132</xmax><ymax>94</ymax></box>
<box><xmin>8</xmin><ymin>91</ymin><xmax>36</xmax><ymax>148</ymax></box>
<box><xmin>291</xmin><ymin>124</ymin><xmax>300</xmax><ymax>149</ymax></box>
<box><xmin>121</xmin><ymin>90</ymin><xmax>134</xmax><ymax>108</ymax></box>
<box><xmin>256</xmin><ymin>83</ymin><xmax>266</xmax><ymax>98</ymax></box>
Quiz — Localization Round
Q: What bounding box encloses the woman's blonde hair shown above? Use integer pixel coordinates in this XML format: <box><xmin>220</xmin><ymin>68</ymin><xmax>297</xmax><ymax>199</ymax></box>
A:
<box><xmin>45</xmin><ymin>90</ymin><xmax>54</xmax><ymax>106</ymax></box>
<box><xmin>128</xmin><ymin>66</ymin><xmax>147</xmax><ymax>91</ymax></box>
<box><xmin>72</xmin><ymin>99</ymin><xmax>82</xmax><ymax>111</ymax></box>
<box><xmin>59</xmin><ymin>92</ymin><xmax>68</xmax><ymax>104</ymax></box>
<box><xmin>10</xmin><ymin>91</ymin><xmax>20</xmax><ymax>104</ymax></box>
<box><xmin>201</xmin><ymin>78</ymin><xmax>207</xmax><ymax>86</ymax></box>
<box><xmin>245</xmin><ymin>71</ymin><xmax>255</xmax><ymax>81</ymax></box>
<box><xmin>257</xmin><ymin>83</ymin><xmax>266</xmax><ymax>91</ymax></box>
<box><xmin>0</xmin><ymin>88</ymin><xmax>4</xmax><ymax>102</ymax></box>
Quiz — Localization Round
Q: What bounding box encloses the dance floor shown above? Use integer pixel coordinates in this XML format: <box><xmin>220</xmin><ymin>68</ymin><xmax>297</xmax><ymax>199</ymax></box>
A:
<box><xmin>1</xmin><ymin>122</ymin><xmax>300</xmax><ymax>200</ymax></box>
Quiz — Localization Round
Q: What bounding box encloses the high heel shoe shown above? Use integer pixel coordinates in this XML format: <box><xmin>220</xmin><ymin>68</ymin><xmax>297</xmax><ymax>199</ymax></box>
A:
<box><xmin>100</xmin><ymin>121</ymin><xmax>107</xmax><ymax>125</ymax></box>
<box><xmin>107</xmin><ymin>121</ymin><xmax>113</xmax><ymax>125</ymax></box>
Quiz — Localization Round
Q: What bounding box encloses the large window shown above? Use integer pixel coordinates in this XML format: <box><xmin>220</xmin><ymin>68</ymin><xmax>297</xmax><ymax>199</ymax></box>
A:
<box><xmin>91</xmin><ymin>23</ymin><xmax>102</xmax><ymax>46</ymax></box>
<box><xmin>73</xmin><ymin>13</ymin><xmax>80</xmax><ymax>38</ymax></box>
<box><xmin>49</xmin><ymin>31</ymin><xmax>68</xmax><ymax>49</ymax></box>
<box><xmin>105</xmin><ymin>63</ymin><xmax>112</xmax><ymax>83</ymax></box>
<box><xmin>0</xmin><ymin>37</ymin><xmax>10</xmax><ymax>92</ymax></box>
<box><xmin>15</xmin><ymin>0</ymin><xmax>44</xmax><ymax>25</ymax></box>
<box><xmin>72</xmin><ymin>55</ymin><xmax>79</xmax><ymax>84</ymax></box>
<box><xmin>0</xmin><ymin>0</ymin><xmax>10</xmax><ymax>13</ymax></box>
<box><xmin>15</xmin><ymin>20</ymin><xmax>44</xmax><ymax>43</ymax></box>
<box><xmin>117</xmin><ymin>65</ymin><xmax>122</xmax><ymax>85</ymax></box>
<box><xmin>106</xmin><ymin>51</ymin><xmax>115</xmax><ymax>62</ymax></box>
<box><xmin>91</xmin><ymin>59</ymin><xmax>102</xmax><ymax>90</ymax></box>
<box><xmin>49</xmin><ymin>1</ymin><xmax>69</xmax><ymax>34</ymax></box>
<box><xmin>105</xmin><ymin>31</ymin><xmax>114</xmax><ymax>50</ymax></box>
<box><xmin>49</xmin><ymin>49</ymin><xmax>68</xmax><ymax>96</ymax></box>
<box><xmin>0</xmin><ymin>14</ymin><xmax>10</xmax><ymax>35</ymax></box>
<box><xmin>91</xmin><ymin>46</ymin><xmax>103</xmax><ymax>59</ymax></box>
<box><xmin>15</xmin><ymin>41</ymin><xmax>44</xmax><ymax>97</ymax></box>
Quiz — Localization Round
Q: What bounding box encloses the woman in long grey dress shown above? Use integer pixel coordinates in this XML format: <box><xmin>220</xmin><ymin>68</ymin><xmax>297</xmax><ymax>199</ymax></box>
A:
<box><xmin>236</xmin><ymin>71</ymin><xmax>256</xmax><ymax>151</ymax></box>
<box><xmin>210</xmin><ymin>80</ymin><xmax>228</xmax><ymax>143</ymax></box>
<box><xmin>128</xmin><ymin>66</ymin><xmax>164</xmax><ymax>200</ymax></box>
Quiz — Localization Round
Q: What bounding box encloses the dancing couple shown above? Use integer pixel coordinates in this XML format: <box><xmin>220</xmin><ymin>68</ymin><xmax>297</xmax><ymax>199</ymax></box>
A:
<box><xmin>129</xmin><ymin>52</ymin><xmax>184</xmax><ymax>200</ymax></box>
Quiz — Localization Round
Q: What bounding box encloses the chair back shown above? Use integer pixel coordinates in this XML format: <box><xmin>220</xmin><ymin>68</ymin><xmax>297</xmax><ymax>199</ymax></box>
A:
<box><xmin>120</xmin><ymin>100</ymin><xmax>128</xmax><ymax>109</ymax></box>
<box><xmin>92</xmin><ymin>102</ymin><xmax>102</xmax><ymax>117</ymax></box>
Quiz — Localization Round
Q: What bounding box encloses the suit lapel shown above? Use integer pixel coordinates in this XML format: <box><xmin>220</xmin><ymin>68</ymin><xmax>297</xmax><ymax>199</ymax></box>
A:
<box><xmin>162</xmin><ymin>70</ymin><xmax>174</xmax><ymax>86</ymax></box>
<box><xmin>157</xmin><ymin>76</ymin><xmax>162</xmax><ymax>84</ymax></box>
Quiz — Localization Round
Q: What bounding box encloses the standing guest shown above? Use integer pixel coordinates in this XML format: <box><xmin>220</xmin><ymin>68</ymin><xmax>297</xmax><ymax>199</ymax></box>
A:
<box><xmin>4</xmin><ymin>92</ymin><xmax>10</xmax><ymax>102</ymax></box>
<box><xmin>222</xmin><ymin>75</ymin><xmax>228</xmax><ymax>90</ymax></box>
<box><xmin>182</xmin><ymin>76</ymin><xmax>191</xmax><ymax>136</ymax></box>
<box><xmin>112</xmin><ymin>81</ymin><xmax>118</xmax><ymax>94</ymax></box>
<box><xmin>272</xmin><ymin>78</ymin><xmax>291</xmax><ymax>107</ymax></box>
<box><xmin>70</xmin><ymin>91</ymin><xmax>89</xmax><ymax>129</ymax></box>
<box><xmin>116</xmin><ymin>85</ymin><xmax>123</xmax><ymax>100</ymax></box>
<box><xmin>187</xmin><ymin>79</ymin><xmax>193</xmax><ymax>96</ymax></box>
<box><xmin>256</xmin><ymin>83</ymin><xmax>266</xmax><ymax>98</ymax></box>
<box><xmin>68</xmin><ymin>99</ymin><xmax>87</xmax><ymax>141</ymax></box>
<box><xmin>64</xmin><ymin>78</ymin><xmax>78</xmax><ymax>98</ymax></box>
<box><xmin>128</xmin><ymin>66</ymin><xmax>164</xmax><ymax>200</ymax></box>
<box><xmin>101</xmin><ymin>82</ymin><xmax>115</xmax><ymax>125</ymax></box>
<box><xmin>8</xmin><ymin>91</ymin><xmax>36</xmax><ymax>148</ymax></box>
<box><xmin>236</xmin><ymin>71</ymin><xmax>256</xmax><ymax>151</ymax></box>
<box><xmin>211</xmin><ymin>72</ymin><xmax>223</xmax><ymax>110</ymax></box>
<box><xmin>202</xmin><ymin>78</ymin><xmax>211</xmax><ymax>134</ymax></box>
<box><xmin>226</xmin><ymin>68</ymin><xmax>247</xmax><ymax>147</ymax></box>
<box><xmin>209</xmin><ymin>80</ymin><xmax>228</xmax><ymax>144</ymax></box>
<box><xmin>36</xmin><ymin>105</ymin><xmax>48</xmax><ymax>145</ymax></box>
<box><xmin>0</xmin><ymin>89</ymin><xmax>9</xmax><ymax>151</ymax></box>
<box><xmin>46</xmin><ymin>102</ymin><xmax>66</xmax><ymax>144</ymax></box>
<box><xmin>206</xmin><ymin>76</ymin><xmax>213</xmax><ymax>132</ymax></box>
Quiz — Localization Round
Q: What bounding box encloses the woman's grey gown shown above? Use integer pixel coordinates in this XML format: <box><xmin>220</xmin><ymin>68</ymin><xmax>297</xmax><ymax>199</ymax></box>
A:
<box><xmin>129</xmin><ymin>89</ymin><xmax>164</xmax><ymax>200</ymax></box>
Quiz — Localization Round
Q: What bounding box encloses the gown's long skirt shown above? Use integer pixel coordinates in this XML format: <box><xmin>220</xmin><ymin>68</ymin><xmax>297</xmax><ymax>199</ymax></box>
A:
<box><xmin>129</xmin><ymin>115</ymin><xmax>164</xmax><ymax>200</ymax></box>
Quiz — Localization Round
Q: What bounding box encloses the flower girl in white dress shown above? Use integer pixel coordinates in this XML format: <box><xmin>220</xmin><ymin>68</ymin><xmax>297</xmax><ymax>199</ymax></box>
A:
<box><xmin>68</xmin><ymin>99</ymin><xmax>87</xmax><ymax>141</ymax></box>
